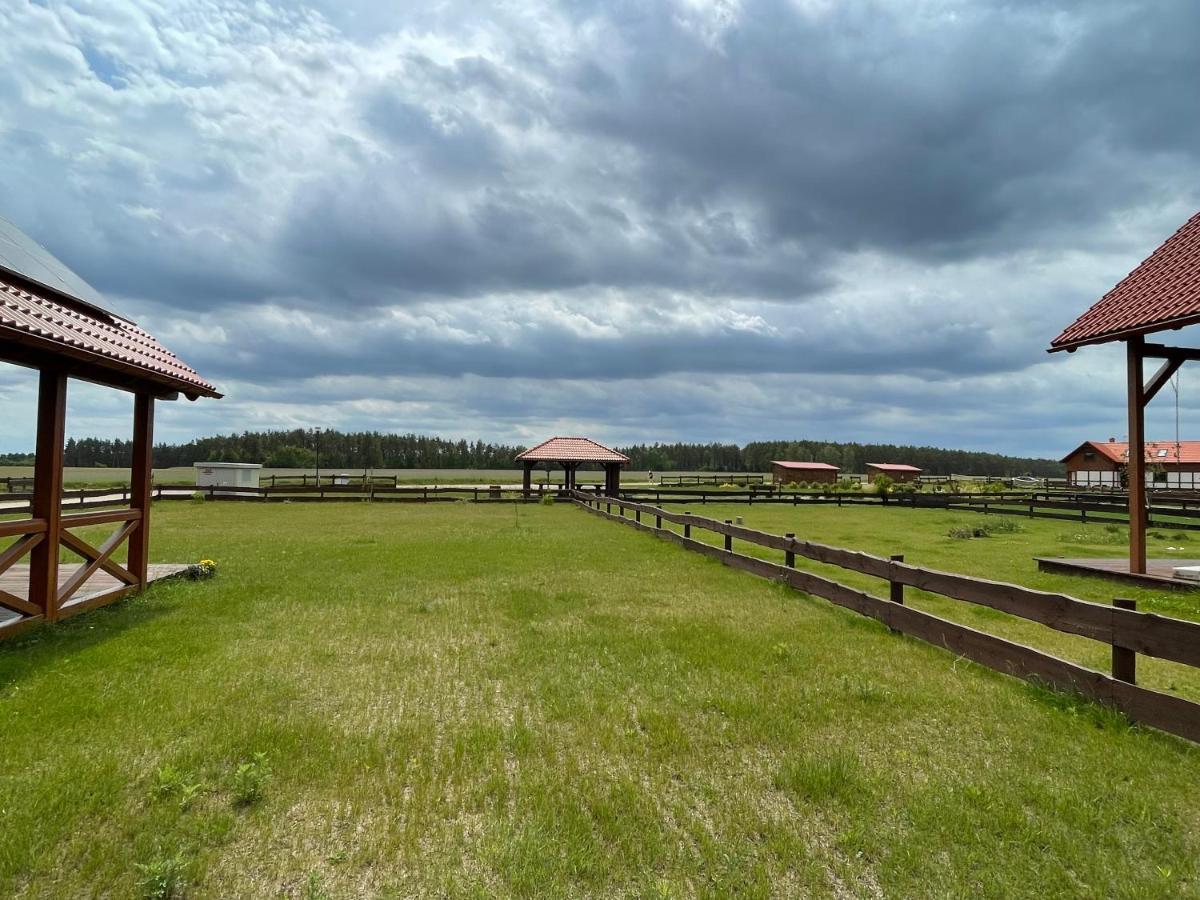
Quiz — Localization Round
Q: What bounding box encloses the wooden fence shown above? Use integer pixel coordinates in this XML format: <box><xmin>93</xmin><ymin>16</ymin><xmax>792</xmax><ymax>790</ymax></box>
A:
<box><xmin>656</xmin><ymin>474</ymin><xmax>766</xmax><ymax>486</ymax></box>
<box><xmin>570</xmin><ymin>490</ymin><xmax>1200</xmax><ymax>744</ymax></box>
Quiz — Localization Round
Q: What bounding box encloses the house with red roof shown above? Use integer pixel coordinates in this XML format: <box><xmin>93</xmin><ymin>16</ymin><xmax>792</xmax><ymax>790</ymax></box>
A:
<box><xmin>1061</xmin><ymin>439</ymin><xmax>1200</xmax><ymax>490</ymax></box>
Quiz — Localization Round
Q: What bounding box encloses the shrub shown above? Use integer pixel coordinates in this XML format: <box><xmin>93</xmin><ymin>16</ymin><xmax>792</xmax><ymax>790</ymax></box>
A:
<box><xmin>947</xmin><ymin>526</ymin><xmax>974</xmax><ymax>539</ymax></box>
<box><xmin>873</xmin><ymin>473</ymin><xmax>894</xmax><ymax>499</ymax></box>
<box><xmin>540</xmin><ymin>494</ymin><xmax>555</xmax><ymax>506</ymax></box>
<box><xmin>135</xmin><ymin>854</ymin><xmax>186</xmax><ymax>900</ymax></box>
<box><xmin>231</xmin><ymin>752</ymin><xmax>272</xmax><ymax>807</ymax></box>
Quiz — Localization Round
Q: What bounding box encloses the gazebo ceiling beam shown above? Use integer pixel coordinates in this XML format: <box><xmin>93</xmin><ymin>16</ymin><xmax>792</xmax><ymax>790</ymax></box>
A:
<box><xmin>1141</xmin><ymin>343</ymin><xmax>1200</xmax><ymax>362</ymax></box>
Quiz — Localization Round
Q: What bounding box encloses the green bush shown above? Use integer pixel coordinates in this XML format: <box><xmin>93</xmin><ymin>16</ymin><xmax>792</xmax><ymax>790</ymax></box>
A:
<box><xmin>540</xmin><ymin>494</ymin><xmax>555</xmax><ymax>506</ymax></box>
<box><xmin>135</xmin><ymin>854</ymin><xmax>186</xmax><ymax>900</ymax></box>
<box><xmin>231</xmin><ymin>752</ymin><xmax>272</xmax><ymax>807</ymax></box>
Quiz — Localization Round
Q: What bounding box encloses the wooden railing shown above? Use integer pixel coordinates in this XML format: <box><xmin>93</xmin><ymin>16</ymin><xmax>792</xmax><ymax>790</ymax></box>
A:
<box><xmin>0</xmin><ymin>517</ymin><xmax>48</xmax><ymax>638</ymax></box>
<box><xmin>571</xmin><ymin>491</ymin><xmax>1200</xmax><ymax>744</ymax></box>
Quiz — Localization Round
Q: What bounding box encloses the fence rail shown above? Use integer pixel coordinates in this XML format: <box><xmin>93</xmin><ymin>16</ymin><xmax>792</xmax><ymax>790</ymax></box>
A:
<box><xmin>570</xmin><ymin>491</ymin><xmax>1200</xmax><ymax>744</ymax></box>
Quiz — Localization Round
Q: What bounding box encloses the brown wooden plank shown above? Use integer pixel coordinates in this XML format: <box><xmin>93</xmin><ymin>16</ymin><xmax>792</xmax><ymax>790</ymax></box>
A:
<box><xmin>0</xmin><ymin>519</ymin><xmax>47</xmax><ymax>538</ymax></box>
<box><xmin>0</xmin><ymin>589</ymin><xmax>40</xmax><ymax>617</ymax></box>
<box><xmin>0</xmin><ymin>532</ymin><xmax>43</xmax><ymax>577</ymax></box>
<box><xmin>59</xmin><ymin>508</ymin><xmax>142</xmax><ymax>529</ymax></box>
<box><xmin>55</xmin><ymin>585</ymin><xmax>137</xmax><ymax>620</ymax></box>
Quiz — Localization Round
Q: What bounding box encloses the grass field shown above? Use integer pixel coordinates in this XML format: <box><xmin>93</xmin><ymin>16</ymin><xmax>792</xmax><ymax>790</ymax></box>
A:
<box><xmin>3</xmin><ymin>501</ymin><xmax>1200</xmax><ymax>897</ymax></box>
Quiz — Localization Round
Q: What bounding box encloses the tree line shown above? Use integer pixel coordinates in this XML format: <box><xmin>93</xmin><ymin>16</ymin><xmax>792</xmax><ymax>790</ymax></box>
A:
<box><xmin>14</xmin><ymin>429</ymin><xmax>1063</xmax><ymax>476</ymax></box>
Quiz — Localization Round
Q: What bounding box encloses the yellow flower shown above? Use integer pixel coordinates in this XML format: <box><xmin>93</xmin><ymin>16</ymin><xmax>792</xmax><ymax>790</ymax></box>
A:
<box><xmin>199</xmin><ymin>559</ymin><xmax>217</xmax><ymax>567</ymax></box>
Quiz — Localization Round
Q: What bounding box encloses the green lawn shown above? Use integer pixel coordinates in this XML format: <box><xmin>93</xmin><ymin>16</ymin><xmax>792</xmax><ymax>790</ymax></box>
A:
<box><xmin>2</xmin><ymin>501</ymin><xmax>1199</xmax><ymax>898</ymax></box>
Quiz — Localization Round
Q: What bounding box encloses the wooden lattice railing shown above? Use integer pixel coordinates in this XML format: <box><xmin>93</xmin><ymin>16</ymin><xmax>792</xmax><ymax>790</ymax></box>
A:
<box><xmin>56</xmin><ymin>508</ymin><xmax>142</xmax><ymax>615</ymax></box>
<box><xmin>0</xmin><ymin>507</ymin><xmax>145</xmax><ymax>639</ymax></box>
<box><xmin>0</xmin><ymin>518</ymin><xmax>48</xmax><ymax>636</ymax></box>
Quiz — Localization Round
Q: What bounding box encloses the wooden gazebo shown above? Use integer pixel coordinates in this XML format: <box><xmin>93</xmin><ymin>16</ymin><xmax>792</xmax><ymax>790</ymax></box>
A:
<box><xmin>1050</xmin><ymin>210</ymin><xmax>1200</xmax><ymax>577</ymax></box>
<box><xmin>516</xmin><ymin>437</ymin><xmax>629</xmax><ymax>497</ymax></box>
<box><xmin>0</xmin><ymin>217</ymin><xmax>219</xmax><ymax>640</ymax></box>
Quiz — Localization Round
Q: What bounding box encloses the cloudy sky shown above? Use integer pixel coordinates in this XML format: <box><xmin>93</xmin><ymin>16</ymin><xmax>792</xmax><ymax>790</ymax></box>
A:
<box><xmin>1</xmin><ymin>0</ymin><xmax>1198</xmax><ymax>457</ymax></box>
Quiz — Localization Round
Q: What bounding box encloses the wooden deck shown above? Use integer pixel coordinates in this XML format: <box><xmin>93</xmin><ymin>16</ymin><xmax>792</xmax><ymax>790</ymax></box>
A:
<box><xmin>0</xmin><ymin>563</ymin><xmax>190</xmax><ymax>630</ymax></box>
<box><xmin>1035</xmin><ymin>556</ymin><xmax>1200</xmax><ymax>590</ymax></box>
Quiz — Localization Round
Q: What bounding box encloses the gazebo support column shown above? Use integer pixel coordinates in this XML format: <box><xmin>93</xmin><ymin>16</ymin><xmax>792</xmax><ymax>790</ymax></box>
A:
<box><xmin>29</xmin><ymin>369</ymin><xmax>66</xmax><ymax>621</ymax></box>
<box><xmin>128</xmin><ymin>393</ymin><xmax>154</xmax><ymax>588</ymax></box>
<box><xmin>1127</xmin><ymin>337</ymin><xmax>1147</xmax><ymax>575</ymax></box>
<box><xmin>522</xmin><ymin>461</ymin><xmax>533</xmax><ymax>499</ymax></box>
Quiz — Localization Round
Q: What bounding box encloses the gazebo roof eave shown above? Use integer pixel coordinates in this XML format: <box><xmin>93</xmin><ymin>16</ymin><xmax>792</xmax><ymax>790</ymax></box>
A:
<box><xmin>0</xmin><ymin>329</ymin><xmax>222</xmax><ymax>400</ymax></box>
<box><xmin>1049</xmin><ymin>313</ymin><xmax>1200</xmax><ymax>354</ymax></box>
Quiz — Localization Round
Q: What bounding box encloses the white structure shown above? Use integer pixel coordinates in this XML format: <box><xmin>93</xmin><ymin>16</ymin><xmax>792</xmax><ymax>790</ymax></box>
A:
<box><xmin>194</xmin><ymin>462</ymin><xmax>262</xmax><ymax>488</ymax></box>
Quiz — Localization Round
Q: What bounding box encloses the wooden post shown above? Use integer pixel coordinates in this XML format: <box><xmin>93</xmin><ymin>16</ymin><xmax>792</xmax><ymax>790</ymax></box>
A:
<box><xmin>724</xmin><ymin>521</ymin><xmax>732</xmax><ymax>552</ymax></box>
<box><xmin>684</xmin><ymin>513</ymin><xmax>691</xmax><ymax>539</ymax></box>
<box><xmin>785</xmin><ymin>532</ymin><xmax>795</xmax><ymax>568</ymax></box>
<box><xmin>656</xmin><ymin>514</ymin><xmax>662</xmax><ymax>529</ymax></box>
<box><xmin>128</xmin><ymin>393</ymin><xmax>154</xmax><ymax>588</ymax></box>
<box><xmin>29</xmin><ymin>370</ymin><xmax>66</xmax><ymax>621</ymax></box>
<box><xmin>889</xmin><ymin>554</ymin><xmax>904</xmax><ymax>604</ymax></box>
<box><xmin>1112</xmin><ymin>598</ymin><xmax>1137</xmax><ymax>683</ymax></box>
<box><xmin>1128</xmin><ymin>337</ymin><xmax>1147</xmax><ymax>574</ymax></box>
<box><xmin>522</xmin><ymin>462</ymin><xmax>532</xmax><ymax>499</ymax></box>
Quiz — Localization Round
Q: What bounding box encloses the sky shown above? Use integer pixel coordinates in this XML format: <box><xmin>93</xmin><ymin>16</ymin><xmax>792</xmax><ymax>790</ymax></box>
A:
<box><xmin>1</xmin><ymin>0</ymin><xmax>1199</xmax><ymax>458</ymax></box>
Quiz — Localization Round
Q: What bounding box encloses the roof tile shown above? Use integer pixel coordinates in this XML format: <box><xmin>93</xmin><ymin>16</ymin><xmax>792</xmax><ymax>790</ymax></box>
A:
<box><xmin>516</xmin><ymin>437</ymin><xmax>630</xmax><ymax>464</ymax></box>
<box><xmin>0</xmin><ymin>276</ymin><xmax>218</xmax><ymax>397</ymax></box>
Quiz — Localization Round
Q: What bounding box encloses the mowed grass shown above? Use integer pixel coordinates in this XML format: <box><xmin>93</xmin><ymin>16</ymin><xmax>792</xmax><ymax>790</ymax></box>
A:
<box><xmin>0</xmin><ymin>502</ymin><xmax>1198</xmax><ymax>897</ymax></box>
<box><xmin>678</xmin><ymin>503</ymin><xmax>1200</xmax><ymax>704</ymax></box>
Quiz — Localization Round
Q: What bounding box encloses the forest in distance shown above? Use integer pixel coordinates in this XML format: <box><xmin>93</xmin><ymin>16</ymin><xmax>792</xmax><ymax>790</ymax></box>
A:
<box><xmin>0</xmin><ymin>429</ymin><xmax>1064</xmax><ymax>477</ymax></box>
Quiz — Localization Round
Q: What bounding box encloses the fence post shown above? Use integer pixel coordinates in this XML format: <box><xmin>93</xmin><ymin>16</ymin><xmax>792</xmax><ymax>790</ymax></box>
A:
<box><xmin>1112</xmin><ymin>598</ymin><xmax>1137</xmax><ymax>684</ymax></box>
<box><xmin>635</xmin><ymin>508</ymin><xmax>641</xmax><ymax>523</ymax></box>
<box><xmin>724</xmin><ymin>521</ymin><xmax>733</xmax><ymax>552</ymax></box>
<box><xmin>684</xmin><ymin>513</ymin><xmax>692</xmax><ymax>539</ymax></box>
<box><xmin>656</xmin><ymin>513</ymin><xmax>662</xmax><ymax>529</ymax></box>
<box><xmin>606</xmin><ymin>501</ymin><xmax>611</xmax><ymax>514</ymax></box>
<box><xmin>889</xmin><ymin>554</ymin><xmax>904</xmax><ymax>604</ymax></box>
<box><xmin>785</xmin><ymin>532</ymin><xmax>795</xmax><ymax>568</ymax></box>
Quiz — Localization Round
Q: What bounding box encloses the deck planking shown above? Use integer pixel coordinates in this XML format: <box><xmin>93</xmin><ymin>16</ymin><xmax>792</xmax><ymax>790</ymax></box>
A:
<box><xmin>0</xmin><ymin>563</ymin><xmax>189</xmax><ymax>629</ymax></box>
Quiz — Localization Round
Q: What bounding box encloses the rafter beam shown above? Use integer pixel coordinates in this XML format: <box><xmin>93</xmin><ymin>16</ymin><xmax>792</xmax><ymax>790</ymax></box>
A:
<box><xmin>1143</xmin><ymin>357</ymin><xmax>1186</xmax><ymax>405</ymax></box>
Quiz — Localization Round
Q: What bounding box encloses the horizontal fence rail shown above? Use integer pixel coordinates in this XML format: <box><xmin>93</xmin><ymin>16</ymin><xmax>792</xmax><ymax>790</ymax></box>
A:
<box><xmin>570</xmin><ymin>491</ymin><xmax>1200</xmax><ymax>744</ymax></box>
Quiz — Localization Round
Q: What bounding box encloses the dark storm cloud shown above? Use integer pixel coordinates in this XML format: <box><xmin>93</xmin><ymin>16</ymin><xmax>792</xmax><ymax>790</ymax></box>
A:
<box><xmin>2</xmin><ymin>0</ymin><xmax>1199</xmax><ymax>454</ymax></box>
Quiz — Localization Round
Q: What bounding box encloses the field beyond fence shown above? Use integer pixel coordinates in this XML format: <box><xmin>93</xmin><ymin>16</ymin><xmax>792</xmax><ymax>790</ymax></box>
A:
<box><xmin>571</xmin><ymin>491</ymin><xmax>1200</xmax><ymax>744</ymax></box>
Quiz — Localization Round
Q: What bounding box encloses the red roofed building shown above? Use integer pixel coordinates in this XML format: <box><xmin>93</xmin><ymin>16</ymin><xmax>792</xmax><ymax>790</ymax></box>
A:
<box><xmin>771</xmin><ymin>460</ymin><xmax>840</xmax><ymax>486</ymax></box>
<box><xmin>516</xmin><ymin>437</ymin><xmax>629</xmax><ymax>496</ymax></box>
<box><xmin>1061</xmin><ymin>439</ymin><xmax>1200</xmax><ymax>489</ymax></box>
<box><xmin>865</xmin><ymin>463</ymin><xmax>922</xmax><ymax>483</ymax></box>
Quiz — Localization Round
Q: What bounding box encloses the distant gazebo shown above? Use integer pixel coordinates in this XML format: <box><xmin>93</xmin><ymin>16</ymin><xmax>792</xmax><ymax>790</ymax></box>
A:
<box><xmin>0</xmin><ymin>216</ymin><xmax>220</xmax><ymax>640</ymax></box>
<box><xmin>516</xmin><ymin>437</ymin><xmax>629</xmax><ymax>497</ymax></box>
<box><xmin>1050</xmin><ymin>210</ymin><xmax>1200</xmax><ymax>579</ymax></box>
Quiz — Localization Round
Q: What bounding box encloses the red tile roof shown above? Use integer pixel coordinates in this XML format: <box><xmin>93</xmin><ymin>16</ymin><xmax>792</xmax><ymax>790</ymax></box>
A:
<box><xmin>1050</xmin><ymin>211</ymin><xmax>1200</xmax><ymax>351</ymax></box>
<box><xmin>516</xmin><ymin>436</ymin><xmax>630</xmax><ymax>464</ymax></box>
<box><xmin>866</xmin><ymin>463</ymin><xmax>922</xmax><ymax>473</ymax></box>
<box><xmin>0</xmin><ymin>275</ymin><xmax>219</xmax><ymax>399</ymax></box>
<box><xmin>771</xmin><ymin>461</ymin><xmax>840</xmax><ymax>471</ymax></box>
<box><xmin>1062</xmin><ymin>440</ymin><xmax>1200</xmax><ymax>465</ymax></box>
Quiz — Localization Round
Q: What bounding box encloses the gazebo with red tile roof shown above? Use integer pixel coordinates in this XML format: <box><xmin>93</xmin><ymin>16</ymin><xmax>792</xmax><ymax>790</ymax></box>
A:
<box><xmin>0</xmin><ymin>215</ymin><xmax>220</xmax><ymax>640</ymax></box>
<box><xmin>515</xmin><ymin>436</ymin><xmax>629</xmax><ymax>496</ymax></box>
<box><xmin>1050</xmin><ymin>210</ymin><xmax>1200</xmax><ymax>575</ymax></box>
